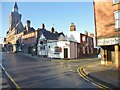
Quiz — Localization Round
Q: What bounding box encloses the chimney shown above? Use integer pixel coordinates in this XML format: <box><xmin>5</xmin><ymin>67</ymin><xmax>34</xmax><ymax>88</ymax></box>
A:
<box><xmin>51</xmin><ymin>27</ymin><xmax>55</xmax><ymax>33</ymax></box>
<box><xmin>70</xmin><ymin>23</ymin><xmax>76</xmax><ymax>31</ymax></box>
<box><xmin>89</xmin><ymin>33</ymin><xmax>94</xmax><ymax>38</ymax></box>
<box><xmin>26</xmin><ymin>20</ymin><xmax>30</xmax><ymax>31</ymax></box>
<box><xmin>85</xmin><ymin>31</ymin><xmax>88</xmax><ymax>36</ymax></box>
<box><xmin>42</xmin><ymin>23</ymin><xmax>45</xmax><ymax>29</ymax></box>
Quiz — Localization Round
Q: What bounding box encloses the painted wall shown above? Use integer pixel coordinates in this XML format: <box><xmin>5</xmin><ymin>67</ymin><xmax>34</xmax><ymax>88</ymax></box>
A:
<box><xmin>67</xmin><ymin>31</ymin><xmax>80</xmax><ymax>43</ymax></box>
<box><xmin>37</xmin><ymin>33</ymin><xmax>47</xmax><ymax>56</ymax></box>
<box><xmin>47</xmin><ymin>41</ymin><xmax>70</xmax><ymax>58</ymax></box>
<box><xmin>70</xmin><ymin>42</ymin><xmax>77</xmax><ymax>59</ymax></box>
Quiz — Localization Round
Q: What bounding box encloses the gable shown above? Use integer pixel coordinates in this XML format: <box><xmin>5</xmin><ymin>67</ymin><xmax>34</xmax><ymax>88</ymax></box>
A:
<box><xmin>58</xmin><ymin>34</ymin><xmax>65</xmax><ymax>41</ymax></box>
<box><xmin>40</xmin><ymin>33</ymin><xmax>46</xmax><ymax>40</ymax></box>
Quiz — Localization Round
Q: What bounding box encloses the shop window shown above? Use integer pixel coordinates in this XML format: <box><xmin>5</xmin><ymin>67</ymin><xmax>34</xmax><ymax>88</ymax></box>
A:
<box><xmin>114</xmin><ymin>10</ymin><xmax>120</xmax><ymax>29</ymax></box>
<box><xmin>113</xmin><ymin>0</ymin><xmax>120</xmax><ymax>4</ymax></box>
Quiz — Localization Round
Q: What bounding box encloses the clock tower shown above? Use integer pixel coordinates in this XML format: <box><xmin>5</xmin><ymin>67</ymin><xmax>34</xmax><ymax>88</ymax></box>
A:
<box><xmin>9</xmin><ymin>2</ymin><xmax>22</xmax><ymax>31</ymax></box>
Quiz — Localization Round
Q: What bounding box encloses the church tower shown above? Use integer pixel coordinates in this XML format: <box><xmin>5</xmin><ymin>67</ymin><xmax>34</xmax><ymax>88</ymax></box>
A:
<box><xmin>9</xmin><ymin>2</ymin><xmax>22</xmax><ymax>31</ymax></box>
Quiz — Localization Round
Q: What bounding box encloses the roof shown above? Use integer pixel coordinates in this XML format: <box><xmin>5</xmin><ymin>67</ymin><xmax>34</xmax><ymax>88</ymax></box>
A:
<box><xmin>37</xmin><ymin>28</ymin><xmax>65</xmax><ymax>40</ymax></box>
<box><xmin>24</xmin><ymin>27</ymin><xmax>35</xmax><ymax>35</ymax></box>
<box><xmin>9</xmin><ymin>21</ymin><xmax>24</xmax><ymax>34</ymax></box>
<box><xmin>14</xmin><ymin>2</ymin><xmax>18</xmax><ymax>9</ymax></box>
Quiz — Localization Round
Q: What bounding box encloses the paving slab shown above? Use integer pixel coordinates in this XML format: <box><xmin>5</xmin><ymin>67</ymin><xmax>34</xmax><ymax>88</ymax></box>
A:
<box><xmin>83</xmin><ymin>61</ymin><xmax>119</xmax><ymax>89</ymax></box>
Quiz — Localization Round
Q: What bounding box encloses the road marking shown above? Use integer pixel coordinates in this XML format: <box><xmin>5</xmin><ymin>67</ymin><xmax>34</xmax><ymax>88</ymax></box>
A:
<box><xmin>77</xmin><ymin>63</ymin><xmax>112</xmax><ymax>90</ymax></box>
<box><xmin>0</xmin><ymin>64</ymin><xmax>21</xmax><ymax>90</ymax></box>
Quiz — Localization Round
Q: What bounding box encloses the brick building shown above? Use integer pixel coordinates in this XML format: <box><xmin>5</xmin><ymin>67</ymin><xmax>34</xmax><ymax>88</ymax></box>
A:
<box><xmin>94</xmin><ymin>0</ymin><xmax>120</xmax><ymax>68</ymax></box>
<box><xmin>4</xmin><ymin>2</ymin><xmax>37</xmax><ymax>53</ymax></box>
<box><xmin>4</xmin><ymin>2</ymin><xmax>24</xmax><ymax>52</ymax></box>
<box><xmin>68</xmin><ymin>23</ymin><xmax>96</xmax><ymax>58</ymax></box>
<box><xmin>21</xmin><ymin>20</ymin><xmax>37</xmax><ymax>53</ymax></box>
<box><xmin>78</xmin><ymin>33</ymin><xmax>95</xmax><ymax>58</ymax></box>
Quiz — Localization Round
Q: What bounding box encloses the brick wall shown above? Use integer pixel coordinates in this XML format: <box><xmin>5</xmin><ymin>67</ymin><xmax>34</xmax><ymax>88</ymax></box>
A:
<box><xmin>94</xmin><ymin>0</ymin><xmax>118</xmax><ymax>38</ymax></box>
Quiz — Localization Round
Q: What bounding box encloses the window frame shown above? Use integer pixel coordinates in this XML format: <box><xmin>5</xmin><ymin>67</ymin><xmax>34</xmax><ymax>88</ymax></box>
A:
<box><xmin>54</xmin><ymin>46</ymin><xmax>60</xmax><ymax>54</ymax></box>
<box><xmin>114</xmin><ymin>10</ymin><xmax>120</xmax><ymax>29</ymax></box>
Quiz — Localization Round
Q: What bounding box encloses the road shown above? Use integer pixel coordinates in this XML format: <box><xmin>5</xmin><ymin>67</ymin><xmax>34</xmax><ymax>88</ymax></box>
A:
<box><xmin>1</xmin><ymin>52</ymin><xmax>100</xmax><ymax>88</ymax></box>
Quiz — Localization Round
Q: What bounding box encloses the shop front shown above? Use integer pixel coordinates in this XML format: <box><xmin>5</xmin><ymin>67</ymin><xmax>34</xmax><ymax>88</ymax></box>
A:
<box><xmin>98</xmin><ymin>37</ymin><xmax>120</xmax><ymax>68</ymax></box>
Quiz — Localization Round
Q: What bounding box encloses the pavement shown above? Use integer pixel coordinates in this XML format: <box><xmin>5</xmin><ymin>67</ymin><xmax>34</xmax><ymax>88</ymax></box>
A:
<box><xmin>83</xmin><ymin>61</ymin><xmax>120</xmax><ymax>89</ymax></box>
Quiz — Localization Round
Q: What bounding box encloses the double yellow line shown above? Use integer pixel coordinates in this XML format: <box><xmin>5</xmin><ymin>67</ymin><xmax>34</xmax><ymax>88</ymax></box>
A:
<box><xmin>77</xmin><ymin>63</ymin><xmax>112</xmax><ymax>90</ymax></box>
<box><xmin>0</xmin><ymin>64</ymin><xmax>21</xmax><ymax>90</ymax></box>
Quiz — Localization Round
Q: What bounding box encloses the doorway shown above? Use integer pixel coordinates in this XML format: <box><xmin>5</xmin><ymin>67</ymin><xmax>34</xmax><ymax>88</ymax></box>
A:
<box><xmin>64</xmin><ymin>48</ymin><xmax>68</xmax><ymax>58</ymax></box>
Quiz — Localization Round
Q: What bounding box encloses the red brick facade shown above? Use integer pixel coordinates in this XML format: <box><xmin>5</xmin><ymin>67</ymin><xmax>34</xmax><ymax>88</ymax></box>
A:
<box><xmin>94</xmin><ymin>0</ymin><xmax>120</xmax><ymax>68</ymax></box>
<box><xmin>94</xmin><ymin>0</ymin><xmax>118</xmax><ymax>39</ymax></box>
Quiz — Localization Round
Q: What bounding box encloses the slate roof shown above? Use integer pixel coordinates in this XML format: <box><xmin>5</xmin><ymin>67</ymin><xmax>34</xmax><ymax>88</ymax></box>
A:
<box><xmin>24</xmin><ymin>27</ymin><xmax>35</xmax><ymax>35</ymax></box>
<box><xmin>14</xmin><ymin>2</ymin><xmax>18</xmax><ymax>9</ymax></box>
<box><xmin>14</xmin><ymin>21</ymin><xmax>24</xmax><ymax>34</ymax></box>
<box><xmin>37</xmin><ymin>28</ymin><xmax>65</xmax><ymax>40</ymax></box>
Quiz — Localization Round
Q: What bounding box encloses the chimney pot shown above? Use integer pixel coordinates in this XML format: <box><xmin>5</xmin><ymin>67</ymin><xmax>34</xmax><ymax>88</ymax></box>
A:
<box><xmin>42</xmin><ymin>23</ymin><xmax>45</xmax><ymax>29</ymax></box>
<box><xmin>26</xmin><ymin>20</ymin><xmax>30</xmax><ymax>31</ymax></box>
<box><xmin>51</xmin><ymin>27</ymin><xmax>55</xmax><ymax>33</ymax></box>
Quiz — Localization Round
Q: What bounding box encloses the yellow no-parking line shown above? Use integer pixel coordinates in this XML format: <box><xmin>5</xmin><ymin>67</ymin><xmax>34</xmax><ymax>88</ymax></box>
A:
<box><xmin>77</xmin><ymin>63</ymin><xmax>112</xmax><ymax>90</ymax></box>
<box><xmin>0</xmin><ymin>64</ymin><xmax>21</xmax><ymax>90</ymax></box>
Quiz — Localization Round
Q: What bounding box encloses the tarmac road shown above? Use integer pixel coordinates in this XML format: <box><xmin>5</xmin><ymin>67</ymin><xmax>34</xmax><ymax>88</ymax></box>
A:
<box><xmin>1</xmin><ymin>52</ymin><xmax>100</xmax><ymax>89</ymax></box>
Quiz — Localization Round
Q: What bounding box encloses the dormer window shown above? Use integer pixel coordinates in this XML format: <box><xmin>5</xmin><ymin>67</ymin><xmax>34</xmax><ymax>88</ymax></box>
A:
<box><xmin>114</xmin><ymin>10</ymin><xmax>120</xmax><ymax>29</ymax></box>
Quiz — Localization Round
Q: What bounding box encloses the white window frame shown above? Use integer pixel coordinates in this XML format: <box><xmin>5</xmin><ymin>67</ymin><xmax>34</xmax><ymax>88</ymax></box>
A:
<box><xmin>54</xmin><ymin>46</ymin><xmax>60</xmax><ymax>54</ymax></box>
<box><xmin>114</xmin><ymin>10</ymin><xmax>120</xmax><ymax>29</ymax></box>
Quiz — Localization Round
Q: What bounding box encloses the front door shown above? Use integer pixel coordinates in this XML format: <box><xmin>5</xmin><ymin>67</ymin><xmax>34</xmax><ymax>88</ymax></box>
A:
<box><xmin>64</xmin><ymin>48</ymin><xmax>68</xmax><ymax>58</ymax></box>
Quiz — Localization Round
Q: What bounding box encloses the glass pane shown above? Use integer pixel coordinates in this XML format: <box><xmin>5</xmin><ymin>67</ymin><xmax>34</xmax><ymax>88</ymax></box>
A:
<box><xmin>114</xmin><ymin>10</ymin><xmax>120</xmax><ymax>29</ymax></box>
<box><xmin>55</xmin><ymin>47</ymin><xmax>60</xmax><ymax>52</ymax></box>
